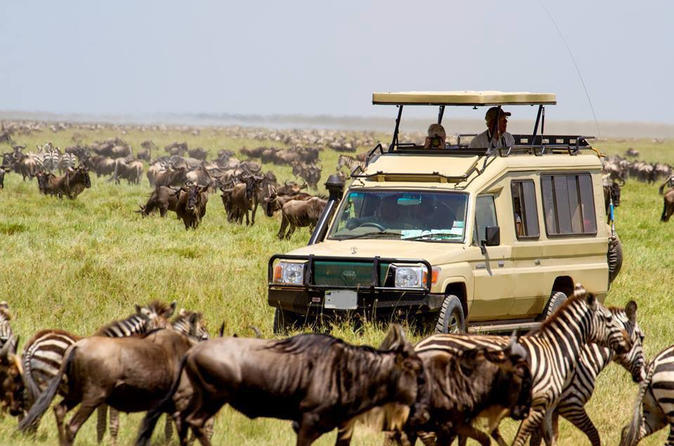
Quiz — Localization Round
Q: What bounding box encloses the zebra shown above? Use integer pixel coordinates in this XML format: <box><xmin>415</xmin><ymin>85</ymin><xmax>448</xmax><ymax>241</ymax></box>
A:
<box><xmin>621</xmin><ymin>344</ymin><xmax>674</xmax><ymax>446</ymax></box>
<box><xmin>412</xmin><ymin>284</ymin><xmax>632</xmax><ymax>446</ymax></box>
<box><xmin>529</xmin><ymin>302</ymin><xmax>646</xmax><ymax>446</ymax></box>
<box><xmin>57</xmin><ymin>152</ymin><xmax>76</xmax><ymax>174</ymax></box>
<box><xmin>21</xmin><ymin>300</ymin><xmax>176</xmax><ymax>429</ymax></box>
<box><xmin>97</xmin><ymin>307</ymin><xmax>210</xmax><ymax>445</ymax></box>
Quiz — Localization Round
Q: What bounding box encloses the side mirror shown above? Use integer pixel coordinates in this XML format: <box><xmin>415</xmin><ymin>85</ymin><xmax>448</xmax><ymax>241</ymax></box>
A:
<box><xmin>480</xmin><ymin>226</ymin><xmax>500</xmax><ymax>254</ymax></box>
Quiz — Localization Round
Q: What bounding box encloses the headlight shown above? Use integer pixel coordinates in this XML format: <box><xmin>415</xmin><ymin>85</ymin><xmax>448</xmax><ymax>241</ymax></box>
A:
<box><xmin>394</xmin><ymin>266</ymin><xmax>424</xmax><ymax>288</ymax></box>
<box><xmin>275</xmin><ymin>262</ymin><xmax>305</xmax><ymax>285</ymax></box>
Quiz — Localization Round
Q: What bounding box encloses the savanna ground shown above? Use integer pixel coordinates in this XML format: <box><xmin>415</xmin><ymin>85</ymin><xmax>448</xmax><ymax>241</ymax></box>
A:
<box><xmin>0</xmin><ymin>124</ymin><xmax>672</xmax><ymax>445</ymax></box>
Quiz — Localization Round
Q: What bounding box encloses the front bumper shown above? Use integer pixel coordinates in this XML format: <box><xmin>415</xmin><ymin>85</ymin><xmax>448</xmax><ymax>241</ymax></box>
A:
<box><xmin>267</xmin><ymin>254</ymin><xmax>444</xmax><ymax>317</ymax></box>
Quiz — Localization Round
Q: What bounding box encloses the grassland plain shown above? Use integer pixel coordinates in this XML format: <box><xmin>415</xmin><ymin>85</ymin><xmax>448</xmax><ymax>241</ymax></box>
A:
<box><xmin>0</xmin><ymin>126</ymin><xmax>672</xmax><ymax>445</ymax></box>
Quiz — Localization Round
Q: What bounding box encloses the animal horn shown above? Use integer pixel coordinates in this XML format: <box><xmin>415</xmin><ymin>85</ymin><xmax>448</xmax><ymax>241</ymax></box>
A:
<box><xmin>0</xmin><ymin>335</ymin><xmax>15</xmax><ymax>358</ymax></box>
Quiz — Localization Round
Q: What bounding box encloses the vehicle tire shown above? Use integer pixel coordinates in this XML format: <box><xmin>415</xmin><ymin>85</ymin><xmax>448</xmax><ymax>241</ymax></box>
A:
<box><xmin>435</xmin><ymin>294</ymin><xmax>466</xmax><ymax>334</ymax></box>
<box><xmin>273</xmin><ymin>308</ymin><xmax>303</xmax><ymax>335</ymax></box>
<box><xmin>542</xmin><ymin>291</ymin><xmax>567</xmax><ymax>320</ymax></box>
<box><xmin>607</xmin><ymin>235</ymin><xmax>623</xmax><ymax>283</ymax></box>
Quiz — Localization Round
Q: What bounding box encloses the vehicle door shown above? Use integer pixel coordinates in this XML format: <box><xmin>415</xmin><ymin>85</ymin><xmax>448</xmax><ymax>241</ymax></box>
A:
<box><xmin>466</xmin><ymin>194</ymin><xmax>514</xmax><ymax>321</ymax></box>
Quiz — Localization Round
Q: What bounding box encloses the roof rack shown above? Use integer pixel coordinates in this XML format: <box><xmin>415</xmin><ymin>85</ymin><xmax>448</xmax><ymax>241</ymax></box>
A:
<box><xmin>378</xmin><ymin>134</ymin><xmax>593</xmax><ymax>157</ymax></box>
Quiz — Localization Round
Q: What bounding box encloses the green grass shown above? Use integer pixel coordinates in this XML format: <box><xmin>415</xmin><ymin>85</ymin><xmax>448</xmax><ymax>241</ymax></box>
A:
<box><xmin>0</xmin><ymin>128</ymin><xmax>672</xmax><ymax>445</ymax></box>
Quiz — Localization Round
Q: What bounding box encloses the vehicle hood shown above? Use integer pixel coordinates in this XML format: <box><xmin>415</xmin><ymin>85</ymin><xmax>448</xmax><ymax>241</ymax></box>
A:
<box><xmin>284</xmin><ymin>239</ymin><xmax>466</xmax><ymax>265</ymax></box>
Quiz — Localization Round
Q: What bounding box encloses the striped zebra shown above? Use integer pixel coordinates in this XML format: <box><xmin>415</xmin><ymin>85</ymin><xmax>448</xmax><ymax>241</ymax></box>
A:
<box><xmin>529</xmin><ymin>302</ymin><xmax>645</xmax><ymax>446</ymax></box>
<box><xmin>21</xmin><ymin>301</ymin><xmax>176</xmax><ymax>407</ymax></box>
<box><xmin>97</xmin><ymin>308</ymin><xmax>210</xmax><ymax>445</ymax></box>
<box><xmin>57</xmin><ymin>153</ymin><xmax>76</xmax><ymax>173</ymax></box>
<box><xmin>621</xmin><ymin>344</ymin><xmax>674</xmax><ymax>446</ymax></box>
<box><xmin>414</xmin><ymin>284</ymin><xmax>632</xmax><ymax>446</ymax></box>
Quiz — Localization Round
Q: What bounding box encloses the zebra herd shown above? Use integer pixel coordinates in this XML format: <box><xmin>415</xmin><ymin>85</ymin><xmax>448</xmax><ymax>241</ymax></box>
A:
<box><xmin>0</xmin><ymin>285</ymin><xmax>671</xmax><ymax>445</ymax></box>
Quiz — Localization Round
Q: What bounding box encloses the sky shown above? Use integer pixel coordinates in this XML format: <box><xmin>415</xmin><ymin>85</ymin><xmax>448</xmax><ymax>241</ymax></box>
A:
<box><xmin>1</xmin><ymin>1</ymin><xmax>673</xmax><ymax>124</ymax></box>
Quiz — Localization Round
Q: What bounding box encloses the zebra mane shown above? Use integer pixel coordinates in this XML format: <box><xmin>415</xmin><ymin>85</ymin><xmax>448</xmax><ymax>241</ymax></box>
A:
<box><xmin>146</xmin><ymin>300</ymin><xmax>172</xmax><ymax>316</ymax></box>
<box><xmin>527</xmin><ymin>287</ymin><xmax>591</xmax><ymax>336</ymax></box>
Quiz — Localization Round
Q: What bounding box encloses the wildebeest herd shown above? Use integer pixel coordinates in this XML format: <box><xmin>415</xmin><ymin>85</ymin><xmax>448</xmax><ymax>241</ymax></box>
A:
<box><xmin>0</xmin><ymin>284</ymin><xmax>671</xmax><ymax>445</ymax></box>
<box><xmin>0</xmin><ymin>122</ymin><xmax>672</xmax><ymax>445</ymax></box>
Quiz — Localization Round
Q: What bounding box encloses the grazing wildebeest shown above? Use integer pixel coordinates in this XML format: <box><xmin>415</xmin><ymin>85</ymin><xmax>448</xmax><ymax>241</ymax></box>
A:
<box><xmin>136</xmin><ymin>325</ymin><xmax>424</xmax><ymax>446</ymax></box>
<box><xmin>18</xmin><ymin>329</ymin><xmax>196</xmax><ymax>446</ymax></box>
<box><xmin>661</xmin><ymin>188</ymin><xmax>674</xmax><ymax>222</ymax></box>
<box><xmin>278</xmin><ymin>196</ymin><xmax>327</xmax><ymax>239</ymax></box>
<box><xmin>138</xmin><ymin>185</ymin><xmax>181</xmax><ymax>217</ymax></box>
<box><xmin>176</xmin><ymin>184</ymin><xmax>209</xmax><ymax>229</ymax></box>
<box><xmin>620</xmin><ymin>344</ymin><xmax>674</xmax><ymax>446</ymax></box>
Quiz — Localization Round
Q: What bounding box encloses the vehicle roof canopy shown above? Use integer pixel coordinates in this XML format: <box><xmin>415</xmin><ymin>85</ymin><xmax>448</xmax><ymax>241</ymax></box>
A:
<box><xmin>372</xmin><ymin>91</ymin><xmax>557</xmax><ymax>106</ymax></box>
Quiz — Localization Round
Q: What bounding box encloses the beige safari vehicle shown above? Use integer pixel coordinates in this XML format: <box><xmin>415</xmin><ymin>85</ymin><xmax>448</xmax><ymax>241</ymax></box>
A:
<box><xmin>268</xmin><ymin>91</ymin><xmax>617</xmax><ymax>334</ymax></box>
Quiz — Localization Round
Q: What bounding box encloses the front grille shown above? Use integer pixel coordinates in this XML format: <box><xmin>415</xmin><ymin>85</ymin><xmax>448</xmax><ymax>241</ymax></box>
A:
<box><xmin>312</xmin><ymin>261</ymin><xmax>389</xmax><ymax>287</ymax></box>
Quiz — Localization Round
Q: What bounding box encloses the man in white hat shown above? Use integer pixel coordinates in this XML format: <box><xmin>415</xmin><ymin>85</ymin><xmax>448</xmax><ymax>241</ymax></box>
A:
<box><xmin>469</xmin><ymin>106</ymin><xmax>515</xmax><ymax>152</ymax></box>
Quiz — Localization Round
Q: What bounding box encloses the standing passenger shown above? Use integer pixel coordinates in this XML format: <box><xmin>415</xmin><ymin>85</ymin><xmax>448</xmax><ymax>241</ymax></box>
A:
<box><xmin>469</xmin><ymin>106</ymin><xmax>515</xmax><ymax>153</ymax></box>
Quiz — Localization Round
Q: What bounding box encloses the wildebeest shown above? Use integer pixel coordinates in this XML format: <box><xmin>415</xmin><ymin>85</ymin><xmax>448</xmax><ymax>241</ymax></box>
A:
<box><xmin>413</xmin><ymin>285</ymin><xmax>632</xmax><ymax>446</ymax></box>
<box><xmin>602</xmin><ymin>176</ymin><xmax>622</xmax><ymax>221</ymax></box>
<box><xmin>138</xmin><ymin>185</ymin><xmax>181</xmax><ymax>217</ymax></box>
<box><xmin>374</xmin><ymin>331</ymin><xmax>532</xmax><ymax>446</ymax></box>
<box><xmin>36</xmin><ymin>166</ymin><xmax>91</xmax><ymax>199</ymax></box>
<box><xmin>136</xmin><ymin>325</ymin><xmax>424</xmax><ymax>446</ymax></box>
<box><xmin>0</xmin><ymin>334</ymin><xmax>23</xmax><ymax>418</ymax></box>
<box><xmin>176</xmin><ymin>184</ymin><xmax>209</xmax><ymax>229</ymax></box>
<box><xmin>278</xmin><ymin>196</ymin><xmax>327</xmax><ymax>239</ymax></box>
<box><xmin>620</xmin><ymin>344</ymin><xmax>674</xmax><ymax>446</ymax></box>
<box><xmin>154</xmin><ymin>166</ymin><xmax>188</xmax><ymax>187</ymax></box>
<box><xmin>19</xmin><ymin>329</ymin><xmax>196</xmax><ymax>446</ymax></box>
<box><xmin>96</xmin><ymin>308</ymin><xmax>210</xmax><ymax>445</ymax></box>
<box><xmin>661</xmin><ymin>188</ymin><xmax>674</xmax><ymax>222</ymax></box>
<box><xmin>0</xmin><ymin>167</ymin><xmax>6</xmax><ymax>189</ymax></box>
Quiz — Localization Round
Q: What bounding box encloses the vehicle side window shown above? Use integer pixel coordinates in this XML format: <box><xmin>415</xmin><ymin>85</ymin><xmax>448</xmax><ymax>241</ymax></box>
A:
<box><xmin>474</xmin><ymin>195</ymin><xmax>497</xmax><ymax>244</ymax></box>
<box><xmin>511</xmin><ymin>180</ymin><xmax>540</xmax><ymax>239</ymax></box>
<box><xmin>541</xmin><ymin>173</ymin><xmax>597</xmax><ymax>236</ymax></box>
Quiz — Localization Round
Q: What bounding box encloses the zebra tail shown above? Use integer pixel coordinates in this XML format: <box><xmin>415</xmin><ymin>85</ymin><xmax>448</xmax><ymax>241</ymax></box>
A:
<box><xmin>18</xmin><ymin>345</ymin><xmax>77</xmax><ymax>432</ymax></box>
<box><xmin>620</xmin><ymin>360</ymin><xmax>656</xmax><ymax>446</ymax></box>
<box><xmin>135</xmin><ymin>355</ymin><xmax>188</xmax><ymax>446</ymax></box>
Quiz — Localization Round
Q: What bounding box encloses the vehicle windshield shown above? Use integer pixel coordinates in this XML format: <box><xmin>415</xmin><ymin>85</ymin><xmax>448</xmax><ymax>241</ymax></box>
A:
<box><xmin>329</xmin><ymin>190</ymin><xmax>467</xmax><ymax>242</ymax></box>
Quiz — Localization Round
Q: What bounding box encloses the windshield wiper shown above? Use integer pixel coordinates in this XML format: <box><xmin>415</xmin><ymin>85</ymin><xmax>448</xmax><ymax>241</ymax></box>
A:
<box><xmin>402</xmin><ymin>232</ymin><xmax>459</xmax><ymax>241</ymax></box>
<box><xmin>337</xmin><ymin>231</ymin><xmax>402</xmax><ymax>240</ymax></box>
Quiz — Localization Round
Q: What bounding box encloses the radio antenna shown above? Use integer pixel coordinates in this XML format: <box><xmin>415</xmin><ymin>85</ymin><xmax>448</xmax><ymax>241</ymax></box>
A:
<box><xmin>538</xmin><ymin>1</ymin><xmax>601</xmax><ymax>138</ymax></box>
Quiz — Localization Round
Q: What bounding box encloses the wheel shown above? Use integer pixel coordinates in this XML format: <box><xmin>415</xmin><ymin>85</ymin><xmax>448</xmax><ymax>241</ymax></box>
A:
<box><xmin>272</xmin><ymin>308</ymin><xmax>303</xmax><ymax>335</ymax></box>
<box><xmin>542</xmin><ymin>291</ymin><xmax>567</xmax><ymax>320</ymax></box>
<box><xmin>435</xmin><ymin>294</ymin><xmax>466</xmax><ymax>334</ymax></box>
<box><xmin>358</xmin><ymin>222</ymin><xmax>386</xmax><ymax>231</ymax></box>
<box><xmin>607</xmin><ymin>235</ymin><xmax>623</xmax><ymax>283</ymax></box>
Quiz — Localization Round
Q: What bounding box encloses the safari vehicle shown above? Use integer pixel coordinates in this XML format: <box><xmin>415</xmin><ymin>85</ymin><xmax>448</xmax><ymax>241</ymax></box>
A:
<box><xmin>268</xmin><ymin>91</ymin><xmax>618</xmax><ymax>334</ymax></box>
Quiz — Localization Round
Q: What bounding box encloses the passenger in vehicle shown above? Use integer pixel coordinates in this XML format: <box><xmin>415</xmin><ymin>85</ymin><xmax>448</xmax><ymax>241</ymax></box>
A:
<box><xmin>469</xmin><ymin>106</ymin><xmax>515</xmax><ymax>153</ymax></box>
<box><xmin>424</xmin><ymin>123</ymin><xmax>446</xmax><ymax>149</ymax></box>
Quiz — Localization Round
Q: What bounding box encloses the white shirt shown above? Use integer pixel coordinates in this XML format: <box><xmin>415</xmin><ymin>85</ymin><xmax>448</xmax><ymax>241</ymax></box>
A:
<box><xmin>469</xmin><ymin>130</ymin><xmax>515</xmax><ymax>151</ymax></box>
